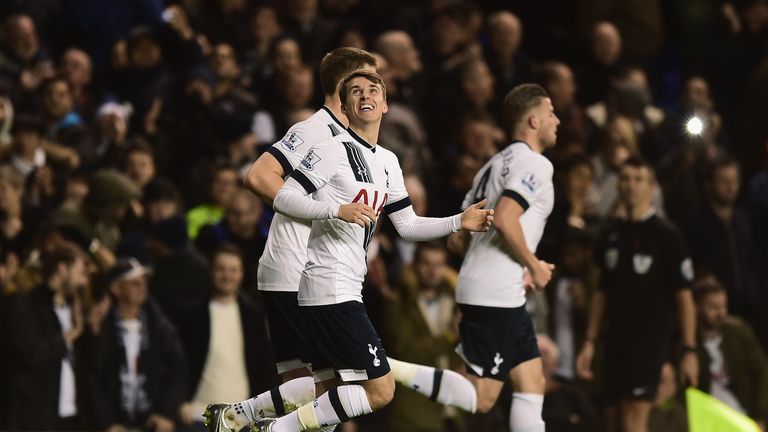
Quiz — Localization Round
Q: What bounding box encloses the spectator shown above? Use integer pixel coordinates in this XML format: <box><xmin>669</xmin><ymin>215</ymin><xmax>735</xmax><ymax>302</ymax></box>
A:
<box><xmin>577</xmin><ymin>21</ymin><xmax>624</xmax><ymax>105</ymax></box>
<box><xmin>545</xmin><ymin>228</ymin><xmax>599</xmax><ymax>380</ymax></box>
<box><xmin>540</xmin><ymin>338</ymin><xmax>599</xmax><ymax>432</ymax></box>
<box><xmin>117</xmin><ymin>177</ymin><xmax>184</xmax><ymax>263</ymax></box>
<box><xmin>196</xmin><ymin>188</ymin><xmax>267</xmax><ymax>292</ymax></box>
<box><xmin>684</xmin><ymin>156</ymin><xmax>762</xmax><ymax>329</ymax></box>
<box><xmin>53</xmin><ymin>169</ymin><xmax>140</xmax><ymax>251</ymax></box>
<box><xmin>536</xmin><ymin>61</ymin><xmax>588</xmax><ymax>151</ymax></box>
<box><xmin>86</xmin><ymin>257</ymin><xmax>187</xmax><ymax>432</ymax></box>
<box><xmin>40</xmin><ymin>75</ymin><xmax>96</xmax><ymax>166</ymax></box>
<box><xmin>186</xmin><ymin>163</ymin><xmax>239</xmax><ymax>240</ymax></box>
<box><xmin>241</xmin><ymin>5</ymin><xmax>282</xmax><ymax>84</ymax></box>
<box><xmin>586</xmin><ymin>115</ymin><xmax>636</xmax><ymax>217</ymax></box>
<box><xmin>693</xmin><ymin>276</ymin><xmax>768</xmax><ymax>426</ymax></box>
<box><xmin>58</xmin><ymin>48</ymin><xmax>95</xmax><ymax>117</ymax></box>
<box><xmin>272</xmin><ymin>65</ymin><xmax>315</xmax><ymax>137</ymax></box>
<box><xmin>5</xmin><ymin>243</ymin><xmax>89</xmax><ymax>431</ymax></box>
<box><xmin>0</xmin><ymin>164</ymin><xmax>42</xmax><ymax>257</ymax></box>
<box><xmin>279</xmin><ymin>0</ymin><xmax>339</xmax><ymax>67</ymax></box>
<box><xmin>458</xmin><ymin>113</ymin><xmax>503</xmax><ymax>166</ymax></box>
<box><xmin>484</xmin><ymin>11</ymin><xmax>532</xmax><ymax>100</ymax></box>
<box><xmin>177</xmin><ymin>245</ymin><xmax>279</xmax><ymax>430</ymax></box>
<box><xmin>576</xmin><ymin>157</ymin><xmax>698</xmax><ymax>432</ymax></box>
<box><xmin>93</xmin><ymin>102</ymin><xmax>132</xmax><ymax>170</ymax></box>
<box><xmin>0</xmin><ymin>14</ymin><xmax>54</xmax><ymax>99</ymax></box>
<box><xmin>375</xmin><ymin>30</ymin><xmax>423</xmax><ymax>107</ymax></box>
<box><xmin>123</xmin><ymin>139</ymin><xmax>157</xmax><ymax>190</ymax></box>
<box><xmin>147</xmin><ymin>215</ymin><xmax>210</xmax><ymax>324</ymax></box>
<box><xmin>384</xmin><ymin>241</ymin><xmax>463</xmax><ymax>432</ymax></box>
<box><xmin>375</xmin><ymin>53</ymin><xmax>431</xmax><ymax>178</ymax></box>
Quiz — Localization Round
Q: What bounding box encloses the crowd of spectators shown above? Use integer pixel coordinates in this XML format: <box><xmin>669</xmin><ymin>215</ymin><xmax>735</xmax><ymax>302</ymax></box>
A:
<box><xmin>0</xmin><ymin>0</ymin><xmax>767</xmax><ymax>431</ymax></box>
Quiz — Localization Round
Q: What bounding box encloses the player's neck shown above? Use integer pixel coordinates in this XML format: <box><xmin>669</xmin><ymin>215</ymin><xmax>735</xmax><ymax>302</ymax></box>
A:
<box><xmin>324</xmin><ymin>97</ymin><xmax>349</xmax><ymax>127</ymax></box>
<box><xmin>349</xmin><ymin>122</ymin><xmax>379</xmax><ymax>148</ymax></box>
<box><xmin>512</xmin><ymin>133</ymin><xmax>543</xmax><ymax>153</ymax></box>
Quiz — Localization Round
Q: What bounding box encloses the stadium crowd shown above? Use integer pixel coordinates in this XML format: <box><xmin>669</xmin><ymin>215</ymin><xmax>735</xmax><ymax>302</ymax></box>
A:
<box><xmin>0</xmin><ymin>0</ymin><xmax>767</xmax><ymax>431</ymax></box>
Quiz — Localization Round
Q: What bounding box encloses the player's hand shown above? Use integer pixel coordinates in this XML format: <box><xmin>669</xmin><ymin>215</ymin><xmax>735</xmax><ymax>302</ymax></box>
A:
<box><xmin>460</xmin><ymin>199</ymin><xmax>494</xmax><ymax>232</ymax></box>
<box><xmin>576</xmin><ymin>341</ymin><xmax>595</xmax><ymax>380</ymax></box>
<box><xmin>529</xmin><ymin>260</ymin><xmax>555</xmax><ymax>290</ymax></box>
<box><xmin>339</xmin><ymin>203</ymin><xmax>377</xmax><ymax>227</ymax></box>
<box><xmin>680</xmin><ymin>351</ymin><xmax>699</xmax><ymax>388</ymax></box>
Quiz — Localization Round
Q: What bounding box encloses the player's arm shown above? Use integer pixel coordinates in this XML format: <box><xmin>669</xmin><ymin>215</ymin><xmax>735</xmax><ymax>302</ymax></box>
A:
<box><xmin>493</xmin><ymin>196</ymin><xmax>551</xmax><ymax>289</ymax></box>
<box><xmin>387</xmin><ymin>199</ymin><xmax>492</xmax><ymax>241</ymax></box>
<box><xmin>385</xmin><ymin>161</ymin><xmax>492</xmax><ymax>240</ymax></box>
<box><xmin>272</xmin><ymin>144</ymin><xmax>376</xmax><ymax>227</ymax></box>
<box><xmin>244</xmin><ymin>150</ymin><xmax>288</xmax><ymax>206</ymax></box>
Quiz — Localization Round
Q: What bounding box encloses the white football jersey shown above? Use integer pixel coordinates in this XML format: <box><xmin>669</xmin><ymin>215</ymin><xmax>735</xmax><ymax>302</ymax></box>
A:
<box><xmin>456</xmin><ymin>142</ymin><xmax>555</xmax><ymax>308</ymax></box>
<box><xmin>257</xmin><ymin>107</ymin><xmax>347</xmax><ymax>292</ymax></box>
<box><xmin>288</xmin><ymin>129</ymin><xmax>410</xmax><ymax>306</ymax></box>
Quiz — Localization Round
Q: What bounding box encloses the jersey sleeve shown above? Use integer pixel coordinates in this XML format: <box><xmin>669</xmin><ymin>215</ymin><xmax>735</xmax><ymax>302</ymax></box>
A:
<box><xmin>287</xmin><ymin>139</ymin><xmax>341</xmax><ymax>194</ymax></box>
<box><xmin>662</xmin><ymin>225</ymin><xmax>695</xmax><ymax>291</ymax></box>
<box><xmin>265</xmin><ymin>120</ymin><xmax>322</xmax><ymax>176</ymax></box>
<box><xmin>502</xmin><ymin>156</ymin><xmax>552</xmax><ymax>211</ymax></box>
<box><xmin>382</xmin><ymin>153</ymin><xmax>412</xmax><ymax>214</ymax></box>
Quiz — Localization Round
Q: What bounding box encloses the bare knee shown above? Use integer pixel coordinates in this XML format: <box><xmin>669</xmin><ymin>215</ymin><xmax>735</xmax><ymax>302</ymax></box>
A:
<box><xmin>364</xmin><ymin>374</ymin><xmax>395</xmax><ymax>410</ymax></box>
<box><xmin>476</xmin><ymin>394</ymin><xmax>498</xmax><ymax>414</ymax></box>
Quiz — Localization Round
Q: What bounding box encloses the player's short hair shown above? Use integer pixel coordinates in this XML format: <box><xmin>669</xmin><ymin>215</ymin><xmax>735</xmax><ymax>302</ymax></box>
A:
<box><xmin>41</xmin><ymin>242</ymin><xmax>85</xmax><ymax>279</ymax></box>
<box><xmin>692</xmin><ymin>276</ymin><xmax>726</xmax><ymax>303</ymax></box>
<box><xmin>319</xmin><ymin>47</ymin><xmax>377</xmax><ymax>97</ymax></box>
<box><xmin>339</xmin><ymin>71</ymin><xmax>387</xmax><ymax>106</ymax></box>
<box><xmin>502</xmin><ymin>83</ymin><xmax>549</xmax><ymax>133</ymax></box>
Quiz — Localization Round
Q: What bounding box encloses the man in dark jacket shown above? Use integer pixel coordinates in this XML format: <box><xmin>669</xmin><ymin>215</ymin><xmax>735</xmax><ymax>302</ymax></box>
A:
<box><xmin>693</xmin><ymin>276</ymin><xmax>768</xmax><ymax>428</ymax></box>
<box><xmin>5</xmin><ymin>243</ymin><xmax>89</xmax><ymax>431</ymax></box>
<box><xmin>86</xmin><ymin>257</ymin><xmax>187</xmax><ymax>432</ymax></box>
<box><xmin>177</xmin><ymin>244</ymin><xmax>278</xmax><ymax>429</ymax></box>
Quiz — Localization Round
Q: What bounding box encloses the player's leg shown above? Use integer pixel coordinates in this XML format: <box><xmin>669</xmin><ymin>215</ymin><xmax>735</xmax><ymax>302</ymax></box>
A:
<box><xmin>387</xmin><ymin>357</ymin><xmax>478</xmax><ymax>413</ymax></box>
<box><xmin>254</xmin><ymin>301</ymin><xmax>395</xmax><ymax>431</ymax></box>
<box><xmin>618</xmin><ymin>399</ymin><xmax>653</xmax><ymax>432</ymax></box>
<box><xmin>508</xmin><ymin>358</ymin><xmax>546</xmax><ymax>432</ymax></box>
<box><xmin>466</xmin><ymin>374</ymin><xmax>505</xmax><ymax>413</ymax></box>
<box><xmin>258</xmin><ymin>373</ymin><xmax>393</xmax><ymax>432</ymax></box>
<box><xmin>485</xmin><ymin>304</ymin><xmax>543</xmax><ymax>432</ymax></box>
<box><xmin>453</xmin><ymin>303</ymin><xmax>519</xmax><ymax>413</ymax></box>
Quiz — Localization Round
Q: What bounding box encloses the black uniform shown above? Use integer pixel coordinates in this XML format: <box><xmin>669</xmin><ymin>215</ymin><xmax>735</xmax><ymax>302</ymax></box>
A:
<box><xmin>597</xmin><ymin>214</ymin><xmax>693</xmax><ymax>403</ymax></box>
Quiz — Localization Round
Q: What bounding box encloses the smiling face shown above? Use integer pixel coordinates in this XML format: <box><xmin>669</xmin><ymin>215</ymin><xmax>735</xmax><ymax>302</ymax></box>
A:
<box><xmin>341</xmin><ymin>75</ymin><xmax>388</xmax><ymax>128</ymax></box>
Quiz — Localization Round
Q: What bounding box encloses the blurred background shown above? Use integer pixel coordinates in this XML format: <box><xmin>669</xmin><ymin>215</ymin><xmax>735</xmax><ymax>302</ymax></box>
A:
<box><xmin>0</xmin><ymin>0</ymin><xmax>766</xmax><ymax>431</ymax></box>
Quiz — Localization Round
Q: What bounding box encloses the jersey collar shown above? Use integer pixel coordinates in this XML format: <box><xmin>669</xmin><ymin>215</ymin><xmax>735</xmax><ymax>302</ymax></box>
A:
<box><xmin>321</xmin><ymin>106</ymin><xmax>346</xmax><ymax>130</ymax></box>
<box><xmin>347</xmin><ymin>127</ymin><xmax>376</xmax><ymax>152</ymax></box>
<box><xmin>510</xmin><ymin>140</ymin><xmax>531</xmax><ymax>150</ymax></box>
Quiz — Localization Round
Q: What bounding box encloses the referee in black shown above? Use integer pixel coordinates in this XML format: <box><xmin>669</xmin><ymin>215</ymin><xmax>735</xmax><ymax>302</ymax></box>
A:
<box><xmin>575</xmin><ymin>156</ymin><xmax>698</xmax><ymax>432</ymax></box>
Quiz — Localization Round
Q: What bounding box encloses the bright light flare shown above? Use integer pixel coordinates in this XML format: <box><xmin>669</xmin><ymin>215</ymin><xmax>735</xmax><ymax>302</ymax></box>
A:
<box><xmin>686</xmin><ymin>116</ymin><xmax>704</xmax><ymax>135</ymax></box>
